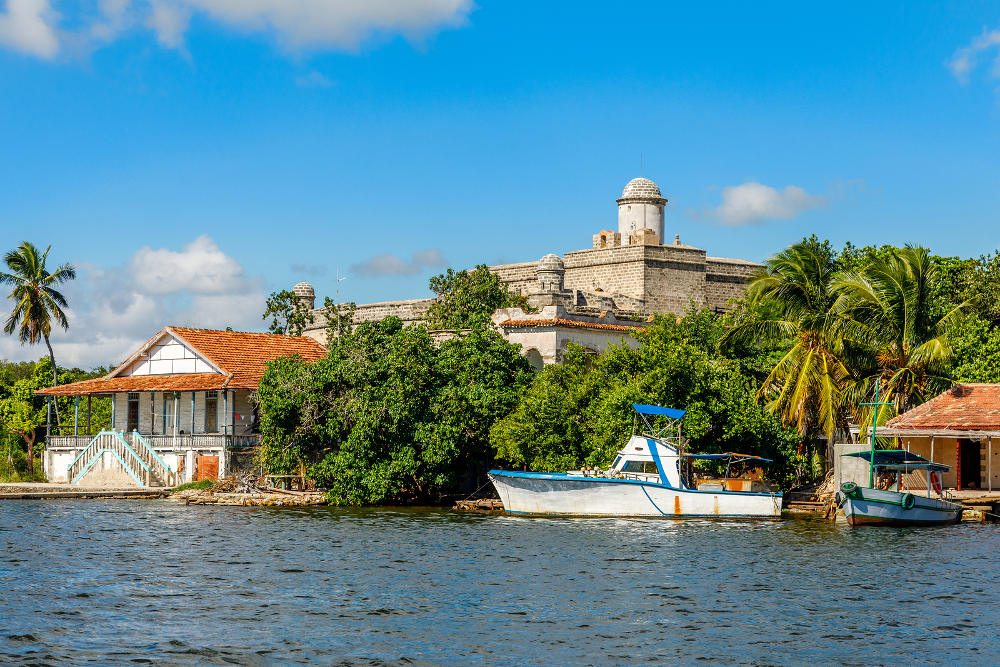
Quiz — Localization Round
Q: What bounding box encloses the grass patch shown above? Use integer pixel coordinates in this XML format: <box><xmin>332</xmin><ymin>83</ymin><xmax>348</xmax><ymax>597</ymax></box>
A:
<box><xmin>171</xmin><ymin>479</ymin><xmax>214</xmax><ymax>493</ymax></box>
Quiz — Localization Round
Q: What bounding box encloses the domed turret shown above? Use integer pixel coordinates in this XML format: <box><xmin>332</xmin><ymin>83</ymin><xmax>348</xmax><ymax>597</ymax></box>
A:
<box><xmin>537</xmin><ymin>253</ymin><xmax>565</xmax><ymax>293</ymax></box>
<box><xmin>292</xmin><ymin>282</ymin><xmax>315</xmax><ymax>310</ymax></box>
<box><xmin>616</xmin><ymin>177</ymin><xmax>667</xmax><ymax>245</ymax></box>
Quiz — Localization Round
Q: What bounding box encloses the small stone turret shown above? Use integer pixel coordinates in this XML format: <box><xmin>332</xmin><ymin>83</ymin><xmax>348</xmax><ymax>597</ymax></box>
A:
<box><xmin>292</xmin><ymin>282</ymin><xmax>315</xmax><ymax>311</ymax></box>
<box><xmin>617</xmin><ymin>177</ymin><xmax>667</xmax><ymax>246</ymax></box>
<box><xmin>537</xmin><ymin>253</ymin><xmax>565</xmax><ymax>293</ymax></box>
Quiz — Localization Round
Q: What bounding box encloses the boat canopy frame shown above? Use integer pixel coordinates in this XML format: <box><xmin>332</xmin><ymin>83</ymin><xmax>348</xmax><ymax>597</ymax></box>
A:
<box><xmin>631</xmin><ymin>403</ymin><xmax>686</xmax><ymax>441</ymax></box>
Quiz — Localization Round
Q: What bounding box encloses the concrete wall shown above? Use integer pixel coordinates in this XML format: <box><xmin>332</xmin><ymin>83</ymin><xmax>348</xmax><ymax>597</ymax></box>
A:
<box><xmin>489</xmin><ymin>261</ymin><xmax>538</xmax><ymax>296</ymax></box>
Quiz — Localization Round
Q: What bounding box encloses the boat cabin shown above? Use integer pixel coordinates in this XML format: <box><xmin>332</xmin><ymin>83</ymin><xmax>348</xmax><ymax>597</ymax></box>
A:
<box><xmin>575</xmin><ymin>403</ymin><xmax>773</xmax><ymax>492</ymax></box>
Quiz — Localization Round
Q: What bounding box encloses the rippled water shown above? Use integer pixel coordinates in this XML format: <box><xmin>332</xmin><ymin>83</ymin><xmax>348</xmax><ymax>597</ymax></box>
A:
<box><xmin>1</xmin><ymin>501</ymin><xmax>999</xmax><ymax>665</ymax></box>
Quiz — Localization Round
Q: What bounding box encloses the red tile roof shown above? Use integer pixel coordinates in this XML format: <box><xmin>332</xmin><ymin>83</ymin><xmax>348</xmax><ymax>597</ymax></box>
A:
<box><xmin>497</xmin><ymin>318</ymin><xmax>646</xmax><ymax>333</ymax></box>
<box><xmin>37</xmin><ymin>326</ymin><xmax>326</xmax><ymax>396</ymax></box>
<box><xmin>884</xmin><ymin>384</ymin><xmax>1000</xmax><ymax>431</ymax></box>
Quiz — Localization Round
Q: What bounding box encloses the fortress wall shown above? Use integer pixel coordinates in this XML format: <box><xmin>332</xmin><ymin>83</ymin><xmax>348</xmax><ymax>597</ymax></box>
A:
<box><xmin>489</xmin><ymin>261</ymin><xmax>538</xmax><ymax>295</ymax></box>
<box><xmin>641</xmin><ymin>245</ymin><xmax>709</xmax><ymax>314</ymax></box>
<box><xmin>303</xmin><ymin>298</ymin><xmax>435</xmax><ymax>346</ymax></box>
<box><xmin>561</xmin><ymin>245</ymin><xmax>647</xmax><ymax>302</ymax></box>
<box><xmin>705</xmin><ymin>257</ymin><xmax>761</xmax><ymax>311</ymax></box>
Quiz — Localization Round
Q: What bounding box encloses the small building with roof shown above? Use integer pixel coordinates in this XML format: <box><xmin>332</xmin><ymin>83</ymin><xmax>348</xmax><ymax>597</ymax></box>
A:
<box><xmin>873</xmin><ymin>384</ymin><xmax>1000</xmax><ymax>492</ymax></box>
<box><xmin>37</xmin><ymin>326</ymin><xmax>326</xmax><ymax>486</ymax></box>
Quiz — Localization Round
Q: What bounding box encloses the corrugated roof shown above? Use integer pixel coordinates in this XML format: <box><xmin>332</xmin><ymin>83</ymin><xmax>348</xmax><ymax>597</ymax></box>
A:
<box><xmin>884</xmin><ymin>384</ymin><xmax>1000</xmax><ymax>431</ymax></box>
<box><xmin>497</xmin><ymin>318</ymin><xmax>645</xmax><ymax>333</ymax></box>
<box><xmin>37</xmin><ymin>326</ymin><xmax>326</xmax><ymax>396</ymax></box>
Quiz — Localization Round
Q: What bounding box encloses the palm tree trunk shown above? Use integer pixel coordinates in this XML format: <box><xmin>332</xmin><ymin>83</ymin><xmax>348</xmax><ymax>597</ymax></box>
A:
<box><xmin>44</xmin><ymin>334</ymin><xmax>61</xmax><ymax>429</ymax></box>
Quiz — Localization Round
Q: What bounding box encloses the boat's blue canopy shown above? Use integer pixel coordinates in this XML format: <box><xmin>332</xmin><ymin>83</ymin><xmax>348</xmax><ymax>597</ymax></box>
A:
<box><xmin>842</xmin><ymin>449</ymin><xmax>950</xmax><ymax>472</ymax></box>
<box><xmin>682</xmin><ymin>453</ymin><xmax>772</xmax><ymax>463</ymax></box>
<box><xmin>632</xmin><ymin>403</ymin><xmax>686</xmax><ymax>419</ymax></box>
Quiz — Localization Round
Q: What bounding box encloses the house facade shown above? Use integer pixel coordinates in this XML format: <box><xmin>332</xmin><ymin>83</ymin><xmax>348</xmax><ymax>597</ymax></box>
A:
<box><xmin>874</xmin><ymin>384</ymin><xmax>1000</xmax><ymax>492</ymax></box>
<box><xmin>36</xmin><ymin>326</ymin><xmax>326</xmax><ymax>487</ymax></box>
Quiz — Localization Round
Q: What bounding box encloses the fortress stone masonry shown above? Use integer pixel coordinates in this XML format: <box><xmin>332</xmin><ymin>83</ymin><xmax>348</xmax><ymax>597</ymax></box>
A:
<box><xmin>301</xmin><ymin>177</ymin><xmax>761</xmax><ymax>365</ymax></box>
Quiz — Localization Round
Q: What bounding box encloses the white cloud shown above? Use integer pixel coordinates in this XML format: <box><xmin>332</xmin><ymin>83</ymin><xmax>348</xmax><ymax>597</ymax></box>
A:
<box><xmin>711</xmin><ymin>182</ymin><xmax>828</xmax><ymax>226</ymax></box>
<box><xmin>130</xmin><ymin>234</ymin><xmax>255</xmax><ymax>295</ymax></box>
<box><xmin>351</xmin><ymin>248</ymin><xmax>449</xmax><ymax>277</ymax></box>
<box><xmin>146</xmin><ymin>0</ymin><xmax>190</xmax><ymax>48</ymax></box>
<box><xmin>949</xmin><ymin>28</ymin><xmax>1000</xmax><ymax>84</ymax></box>
<box><xmin>0</xmin><ymin>236</ymin><xmax>266</xmax><ymax>369</ymax></box>
<box><xmin>0</xmin><ymin>0</ymin><xmax>59</xmax><ymax>59</ymax></box>
<box><xmin>0</xmin><ymin>0</ymin><xmax>473</xmax><ymax>59</ymax></box>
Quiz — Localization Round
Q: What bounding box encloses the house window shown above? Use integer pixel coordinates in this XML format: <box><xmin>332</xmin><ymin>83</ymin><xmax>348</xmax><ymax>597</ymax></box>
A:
<box><xmin>162</xmin><ymin>392</ymin><xmax>176</xmax><ymax>434</ymax></box>
<box><xmin>205</xmin><ymin>391</ymin><xmax>218</xmax><ymax>433</ymax></box>
<box><xmin>127</xmin><ymin>393</ymin><xmax>139</xmax><ymax>433</ymax></box>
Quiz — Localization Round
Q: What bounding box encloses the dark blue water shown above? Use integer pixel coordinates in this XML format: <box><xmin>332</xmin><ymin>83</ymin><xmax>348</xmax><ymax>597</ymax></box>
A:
<box><xmin>1</xmin><ymin>501</ymin><xmax>998</xmax><ymax>665</ymax></box>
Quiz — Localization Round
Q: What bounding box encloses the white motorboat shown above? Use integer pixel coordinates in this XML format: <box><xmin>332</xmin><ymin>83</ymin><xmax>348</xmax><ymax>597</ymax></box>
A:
<box><xmin>488</xmin><ymin>403</ymin><xmax>782</xmax><ymax>519</ymax></box>
<box><xmin>836</xmin><ymin>450</ymin><xmax>961</xmax><ymax>527</ymax></box>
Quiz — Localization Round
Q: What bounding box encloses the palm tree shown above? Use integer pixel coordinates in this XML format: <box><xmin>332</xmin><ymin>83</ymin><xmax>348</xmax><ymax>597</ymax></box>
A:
<box><xmin>722</xmin><ymin>240</ymin><xmax>850</xmax><ymax>444</ymax></box>
<box><xmin>0</xmin><ymin>242</ymin><xmax>76</xmax><ymax>429</ymax></box>
<box><xmin>832</xmin><ymin>245</ymin><xmax>970</xmax><ymax>431</ymax></box>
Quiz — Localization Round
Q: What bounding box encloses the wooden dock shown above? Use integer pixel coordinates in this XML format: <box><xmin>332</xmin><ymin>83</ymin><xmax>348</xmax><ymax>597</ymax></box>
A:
<box><xmin>453</xmin><ymin>498</ymin><xmax>504</xmax><ymax>512</ymax></box>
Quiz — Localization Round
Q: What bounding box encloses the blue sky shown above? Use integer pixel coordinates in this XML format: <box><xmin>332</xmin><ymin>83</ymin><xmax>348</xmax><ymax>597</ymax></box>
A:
<box><xmin>2</xmin><ymin>1</ymin><xmax>1000</xmax><ymax>367</ymax></box>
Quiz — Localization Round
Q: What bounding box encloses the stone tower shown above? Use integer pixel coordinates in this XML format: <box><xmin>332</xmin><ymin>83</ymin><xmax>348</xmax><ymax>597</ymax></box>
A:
<box><xmin>616</xmin><ymin>177</ymin><xmax>666</xmax><ymax>246</ymax></box>
<box><xmin>537</xmin><ymin>253</ymin><xmax>565</xmax><ymax>292</ymax></box>
<box><xmin>292</xmin><ymin>282</ymin><xmax>315</xmax><ymax>311</ymax></box>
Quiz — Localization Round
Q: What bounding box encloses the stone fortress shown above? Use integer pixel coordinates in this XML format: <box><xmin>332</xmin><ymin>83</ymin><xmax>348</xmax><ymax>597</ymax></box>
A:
<box><xmin>299</xmin><ymin>177</ymin><xmax>762</xmax><ymax>365</ymax></box>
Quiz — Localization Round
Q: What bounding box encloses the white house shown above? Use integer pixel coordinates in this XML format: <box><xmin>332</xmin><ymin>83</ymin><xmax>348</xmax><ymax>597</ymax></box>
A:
<box><xmin>37</xmin><ymin>326</ymin><xmax>326</xmax><ymax>487</ymax></box>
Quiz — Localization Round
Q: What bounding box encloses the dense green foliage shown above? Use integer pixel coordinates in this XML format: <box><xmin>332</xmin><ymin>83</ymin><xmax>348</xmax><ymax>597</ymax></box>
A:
<box><xmin>0</xmin><ymin>358</ymin><xmax>109</xmax><ymax>481</ymax></box>
<box><xmin>491</xmin><ymin>314</ymin><xmax>805</xmax><ymax>486</ymax></box>
<box><xmin>424</xmin><ymin>264</ymin><xmax>530</xmax><ymax>330</ymax></box>
<box><xmin>262</xmin><ymin>289</ymin><xmax>314</xmax><ymax>336</ymax></box>
<box><xmin>257</xmin><ymin>318</ymin><xmax>534</xmax><ymax>504</ymax></box>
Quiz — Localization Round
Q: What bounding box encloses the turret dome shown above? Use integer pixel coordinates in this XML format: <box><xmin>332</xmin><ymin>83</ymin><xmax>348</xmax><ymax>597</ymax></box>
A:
<box><xmin>292</xmin><ymin>282</ymin><xmax>315</xmax><ymax>299</ymax></box>
<box><xmin>538</xmin><ymin>253</ymin><xmax>564</xmax><ymax>271</ymax></box>
<box><xmin>618</xmin><ymin>177</ymin><xmax>665</xmax><ymax>202</ymax></box>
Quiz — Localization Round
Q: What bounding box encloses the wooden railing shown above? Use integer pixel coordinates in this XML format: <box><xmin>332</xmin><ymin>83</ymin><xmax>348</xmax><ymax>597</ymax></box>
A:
<box><xmin>65</xmin><ymin>431</ymin><xmax>178</xmax><ymax>487</ymax></box>
<box><xmin>49</xmin><ymin>433</ymin><xmax>261</xmax><ymax>451</ymax></box>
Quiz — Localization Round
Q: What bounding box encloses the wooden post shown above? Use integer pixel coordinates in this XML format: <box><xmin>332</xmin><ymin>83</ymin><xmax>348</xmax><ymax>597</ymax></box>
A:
<box><xmin>956</xmin><ymin>440</ymin><xmax>962</xmax><ymax>492</ymax></box>
<box><xmin>223</xmin><ymin>390</ymin><xmax>228</xmax><ymax>436</ymax></box>
<box><xmin>110</xmin><ymin>394</ymin><xmax>115</xmax><ymax>430</ymax></box>
<box><xmin>87</xmin><ymin>394</ymin><xmax>92</xmax><ymax>436</ymax></box>
<box><xmin>191</xmin><ymin>391</ymin><xmax>196</xmax><ymax>434</ymax></box>
<box><xmin>74</xmin><ymin>395</ymin><xmax>79</xmax><ymax>436</ymax></box>
<box><xmin>45</xmin><ymin>397</ymin><xmax>51</xmax><ymax>441</ymax></box>
<box><xmin>990</xmin><ymin>436</ymin><xmax>993</xmax><ymax>493</ymax></box>
<box><xmin>150</xmin><ymin>392</ymin><xmax>155</xmax><ymax>436</ymax></box>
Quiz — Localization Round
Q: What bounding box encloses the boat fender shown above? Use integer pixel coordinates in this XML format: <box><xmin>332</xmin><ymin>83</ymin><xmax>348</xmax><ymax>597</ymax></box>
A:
<box><xmin>901</xmin><ymin>493</ymin><xmax>916</xmax><ymax>510</ymax></box>
<box><xmin>840</xmin><ymin>482</ymin><xmax>861</xmax><ymax>500</ymax></box>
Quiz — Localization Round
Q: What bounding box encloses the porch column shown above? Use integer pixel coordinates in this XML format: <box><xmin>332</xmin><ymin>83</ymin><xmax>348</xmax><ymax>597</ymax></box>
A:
<box><xmin>111</xmin><ymin>394</ymin><xmax>115</xmax><ymax>430</ymax></box>
<box><xmin>219</xmin><ymin>446</ymin><xmax>227</xmax><ymax>479</ymax></box>
<box><xmin>231</xmin><ymin>390</ymin><xmax>235</xmax><ymax>434</ymax></box>
<box><xmin>87</xmin><ymin>395</ymin><xmax>92</xmax><ymax>436</ymax></box>
<box><xmin>74</xmin><ymin>395</ymin><xmax>79</xmax><ymax>436</ymax></box>
<box><xmin>223</xmin><ymin>390</ymin><xmax>228</xmax><ymax>435</ymax></box>
<box><xmin>990</xmin><ymin>436</ymin><xmax>993</xmax><ymax>493</ymax></box>
<box><xmin>174</xmin><ymin>393</ymin><xmax>180</xmax><ymax>434</ymax></box>
<box><xmin>186</xmin><ymin>449</ymin><xmax>195</xmax><ymax>483</ymax></box>
<box><xmin>956</xmin><ymin>440</ymin><xmax>962</xmax><ymax>491</ymax></box>
<box><xmin>150</xmin><ymin>392</ymin><xmax>155</xmax><ymax>435</ymax></box>
<box><xmin>45</xmin><ymin>397</ymin><xmax>51</xmax><ymax>441</ymax></box>
<box><xmin>191</xmin><ymin>392</ymin><xmax>196</xmax><ymax>434</ymax></box>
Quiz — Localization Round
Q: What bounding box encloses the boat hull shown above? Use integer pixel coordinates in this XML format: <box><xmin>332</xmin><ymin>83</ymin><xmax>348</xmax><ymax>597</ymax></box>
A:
<box><xmin>488</xmin><ymin>471</ymin><xmax>782</xmax><ymax>519</ymax></box>
<box><xmin>839</xmin><ymin>487</ymin><xmax>961</xmax><ymax>527</ymax></box>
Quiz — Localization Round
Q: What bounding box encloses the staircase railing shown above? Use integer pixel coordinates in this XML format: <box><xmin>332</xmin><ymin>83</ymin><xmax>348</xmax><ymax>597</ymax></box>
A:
<box><xmin>67</xmin><ymin>431</ymin><xmax>152</xmax><ymax>486</ymax></box>
<box><xmin>125</xmin><ymin>431</ymin><xmax>176</xmax><ymax>487</ymax></box>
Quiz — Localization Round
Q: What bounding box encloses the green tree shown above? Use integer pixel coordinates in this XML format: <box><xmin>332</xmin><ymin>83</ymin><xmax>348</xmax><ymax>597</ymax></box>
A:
<box><xmin>0</xmin><ymin>376</ymin><xmax>45</xmax><ymax>475</ymax></box>
<box><xmin>424</xmin><ymin>265</ymin><xmax>530</xmax><ymax>330</ymax></box>
<box><xmin>262</xmin><ymin>289</ymin><xmax>314</xmax><ymax>336</ymax></box>
<box><xmin>833</xmin><ymin>245</ymin><xmax>970</xmax><ymax>426</ymax></box>
<box><xmin>721</xmin><ymin>238</ymin><xmax>848</xmax><ymax>442</ymax></box>
<box><xmin>492</xmin><ymin>316</ymin><xmax>803</xmax><ymax>487</ymax></box>
<box><xmin>257</xmin><ymin>317</ymin><xmax>533</xmax><ymax>504</ymax></box>
<box><xmin>948</xmin><ymin>313</ymin><xmax>1000</xmax><ymax>383</ymax></box>
<box><xmin>0</xmin><ymin>242</ymin><xmax>76</xmax><ymax>427</ymax></box>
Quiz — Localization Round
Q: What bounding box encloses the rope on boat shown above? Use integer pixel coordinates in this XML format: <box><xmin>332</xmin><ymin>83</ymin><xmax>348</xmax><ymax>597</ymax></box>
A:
<box><xmin>461</xmin><ymin>478</ymin><xmax>494</xmax><ymax>502</ymax></box>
